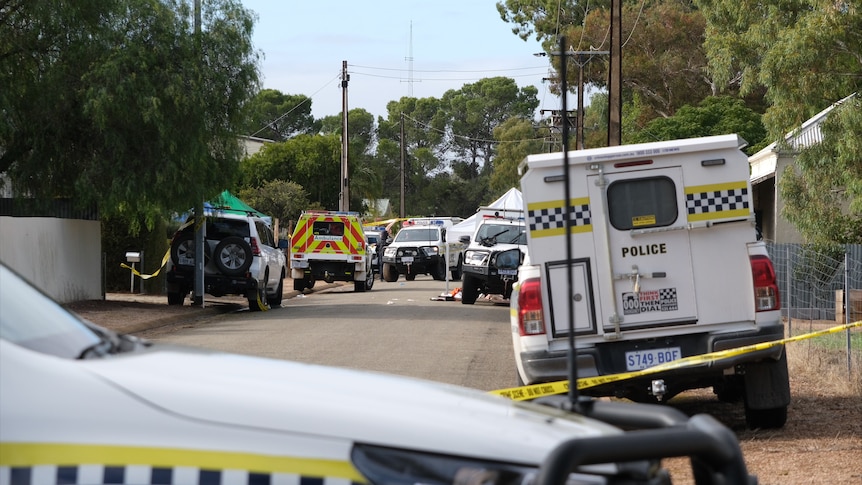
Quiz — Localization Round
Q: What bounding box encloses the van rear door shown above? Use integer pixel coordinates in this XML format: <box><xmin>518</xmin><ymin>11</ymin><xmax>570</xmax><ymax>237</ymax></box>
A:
<box><xmin>588</xmin><ymin>166</ymin><xmax>698</xmax><ymax>332</ymax></box>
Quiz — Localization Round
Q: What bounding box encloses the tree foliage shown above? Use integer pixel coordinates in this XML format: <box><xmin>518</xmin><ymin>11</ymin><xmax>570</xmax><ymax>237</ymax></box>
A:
<box><xmin>0</xmin><ymin>0</ymin><xmax>260</xmax><ymax>229</ymax></box>
<box><xmin>242</xmin><ymin>89</ymin><xmax>314</xmax><ymax>141</ymax></box>
<box><xmin>629</xmin><ymin>96</ymin><xmax>766</xmax><ymax>153</ymax></box>
<box><xmin>697</xmin><ymin>0</ymin><xmax>862</xmax><ymax>244</ymax></box>
<box><xmin>779</xmin><ymin>97</ymin><xmax>862</xmax><ymax>244</ymax></box>
<box><xmin>441</xmin><ymin>77</ymin><xmax>539</xmax><ymax>175</ymax></box>
<box><xmin>491</xmin><ymin>118</ymin><xmax>544</xmax><ymax>193</ymax></box>
<box><xmin>697</xmin><ymin>0</ymin><xmax>862</xmax><ymax>137</ymax></box>
<box><xmin>240</xmin><ymin>134</ymin><xmax>341</xmax><ymax>210</ymax></box>
<box><xmin>237</xmin><ymin>180</ymin><xmax>310</xmax><ymax>229</ymax></box>
<box><xmin>498</xmin><ymin>0</ymin><xmax>715</xmax><ymax>121</ymax></box>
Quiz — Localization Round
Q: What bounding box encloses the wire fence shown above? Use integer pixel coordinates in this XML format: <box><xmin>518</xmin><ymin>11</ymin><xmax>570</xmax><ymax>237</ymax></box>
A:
<box><xmin>766</xmin><ymin>243</ymin><xmax>862</xmax><ymax>376</ymax></box>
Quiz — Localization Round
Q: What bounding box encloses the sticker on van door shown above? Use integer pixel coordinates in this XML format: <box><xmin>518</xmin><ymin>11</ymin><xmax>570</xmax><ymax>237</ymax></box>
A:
<box><xmin>622</xmin><ymin>288</ymin><xmax>678</xmax><ymax>315</ymax></box>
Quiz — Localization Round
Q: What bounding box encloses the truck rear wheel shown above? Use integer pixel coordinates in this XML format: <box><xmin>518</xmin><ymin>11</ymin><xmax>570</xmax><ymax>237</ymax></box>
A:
<box><xmin>294</xmin><ymin>278</ymin><xmax>307</xmax><ymax>291</ymax></box>
<box><xmin>461</xmin><ymin>274</ymin><xmax>479</xmax><ymax>304</ymax></box>
<box><xmin>744</xmin><ymin>404</ymin><xmax>787</xmax><ymax>430</ymax></box>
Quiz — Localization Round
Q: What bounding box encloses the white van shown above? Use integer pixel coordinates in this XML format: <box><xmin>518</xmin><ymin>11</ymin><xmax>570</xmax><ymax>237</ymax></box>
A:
<box><xmin>512</xmin><ymin>134</ymin><xmax>790</xmax><ymax>429</ymax></box>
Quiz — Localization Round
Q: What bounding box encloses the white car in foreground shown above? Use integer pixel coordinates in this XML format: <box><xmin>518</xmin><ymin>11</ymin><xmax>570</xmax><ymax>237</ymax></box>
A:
<box><xmin>0</xmin><ymin>262</ymin><xmax>755</xmax><ymax>485</ymax></box>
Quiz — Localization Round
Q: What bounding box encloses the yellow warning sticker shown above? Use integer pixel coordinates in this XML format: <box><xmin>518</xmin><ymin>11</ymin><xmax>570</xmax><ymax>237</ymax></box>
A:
<box><xmin>491</xmin><ymin>321</ymin><xmax>862</xmax><ymax>401</ymax></box>
<box><xmin>632</xmin><ymin>214</ymin><xmax>656</xmax><ymax>226</ymax></box>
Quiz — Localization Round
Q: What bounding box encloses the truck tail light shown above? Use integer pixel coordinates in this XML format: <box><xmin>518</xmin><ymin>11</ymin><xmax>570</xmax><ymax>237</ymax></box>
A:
<box><xmin>750</xmin><ymin>255</ymin><xmax>780</xmax><ymax>311</ymax></box>
<box><xmin>518</xmin><ymin>277</ymin><xmax>546</xmax><ymax>336</ymax></box>
<box><xmin>250</xmin><ymin>237</ymin><xmax>261</xmax><ymax>256</ymax></box>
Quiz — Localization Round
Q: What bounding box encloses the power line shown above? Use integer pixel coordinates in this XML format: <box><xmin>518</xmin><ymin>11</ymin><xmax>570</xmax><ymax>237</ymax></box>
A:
<box><xmin>349</xmin><ymin>64</ymin><xmax>547</xmax><ymax>74</ymax></box>
<box><xmin>250</xmin><ymin>72</ymin><xmax>341</xmax><ymax>138</ymax></box>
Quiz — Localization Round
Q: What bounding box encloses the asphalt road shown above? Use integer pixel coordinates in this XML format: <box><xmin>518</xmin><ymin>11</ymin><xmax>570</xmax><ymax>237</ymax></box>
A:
<box><xmin>144</xmin><ymin>275</ymin><xmax>518</xmax><ymax>392</ymax></box>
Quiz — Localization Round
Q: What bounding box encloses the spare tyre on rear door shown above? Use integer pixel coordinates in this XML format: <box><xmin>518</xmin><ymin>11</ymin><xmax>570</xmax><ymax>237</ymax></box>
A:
<box><xmin>213</xmin><ymin>236</ymin><xmax>253</xmax><ymax>276</ymax></box>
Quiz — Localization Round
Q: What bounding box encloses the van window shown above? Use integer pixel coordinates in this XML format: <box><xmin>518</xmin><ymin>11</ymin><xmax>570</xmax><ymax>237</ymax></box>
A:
<box><xmin>607</xmin><ymin>177</ymin><xmax>677</xmax><ymax>230</ymax></box>
<box><xmin>313</xmin><ymin>221</ymin><xmax>344</xmax><ymax>237</ymax></box>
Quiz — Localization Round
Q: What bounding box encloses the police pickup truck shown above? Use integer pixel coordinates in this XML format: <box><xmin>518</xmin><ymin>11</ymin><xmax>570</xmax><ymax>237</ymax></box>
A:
<box><xmin>459</xmin><ymin>210</ymin><xmax>527</xmax><ymax>304</ymax></box>
<box><xmin>512</xmin><ymin>134</ymin><xmax>791</xmax><ymax>430</ymax></box>
<box><xmin>382</xmin><ymin>218</ymin><xmax>464</xmax><ymax>282</ymax></box>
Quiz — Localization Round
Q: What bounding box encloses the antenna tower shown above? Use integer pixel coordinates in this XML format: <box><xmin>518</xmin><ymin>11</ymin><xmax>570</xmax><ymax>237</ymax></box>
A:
<box><xmin>405</xmin><ymin>21</ymin><xmax>414</xmax><ymax>97</ymax></box>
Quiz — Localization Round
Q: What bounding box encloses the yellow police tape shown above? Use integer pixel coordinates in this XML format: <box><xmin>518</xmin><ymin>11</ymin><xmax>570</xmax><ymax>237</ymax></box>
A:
<box><xmin>490</xmin><ymin>320</ymin><xmax>862</xmax><ymax>401</ymax></box>
<box><xmin>120</xmin><ymin>249</ymin><xmax>170</xmax><ymax>280</ymax></box>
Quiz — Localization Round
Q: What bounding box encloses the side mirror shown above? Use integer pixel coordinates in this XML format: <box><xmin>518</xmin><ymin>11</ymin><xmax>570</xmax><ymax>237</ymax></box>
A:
<box><xmin>459</xmin><ymin>235</ymin><xmax>470</xmax><ymax>244</ymax></box>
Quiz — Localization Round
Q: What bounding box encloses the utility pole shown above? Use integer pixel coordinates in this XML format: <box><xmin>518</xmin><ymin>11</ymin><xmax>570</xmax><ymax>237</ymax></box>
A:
<box><xmin>608</xmin><ymin>0</ymin><xmax>622</xmax><ymax>146</ymax></box>
<box><xmin>400</xmin><ymin>112</ymin><xmax>406</xmax><ymax>217</ymax></box>
<box><xmin>536</xmin><ymin>50</ymin><xmax>607</xmax><ymax>150</ymax></box>
<box><xmin>193</xmin><ymin>0</ymin><xmax>204</xmax><ymax>307</ymax></box>
<box><xmin>340</xmin><ymin>61</ymin><xmax>349</xmax><ymax>211</ymax></box>
<box><xmin>570</xmin><ymin>51</ymin><xmax>608</xmax><ymax>149</ymax></box>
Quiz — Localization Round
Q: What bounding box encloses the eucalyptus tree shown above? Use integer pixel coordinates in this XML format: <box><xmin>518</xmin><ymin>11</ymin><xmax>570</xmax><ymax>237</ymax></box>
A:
<box><xmin>497</xmin><ymin>0</ymin><xmax>715</xmax><ymax>123</ymax></box>
<box><xmin>440</xmin><ymin>77</ymin><xmax>539</xmax><ymax>178</ymax></box>
<box><xmin>377</xmin><ymin>97</ymin><xmax>448</xmax><ymax>214</ymax></box>
<box><xmin>629</xmin><ymin>96</ymin><xmax>767</xmax><ymax>154</ymax></box>
<box><xmin>0</xmin><ymin>0</ymin><xmax>260</xmax><ymax>229</ymax></box>
<box><xmin>490</xmin><ymin>118</ymin><xmax>544</xmax><ymax>193</ymax></box>
<box><xmin>240</xmin><ymin>134</ymin><xmax>342</xmax><ymax>210</ymax></box>
<box><xmin>696</xmin><ymin>0</ymin><xmax>862</xmax><ymax>244</ymax></box>
<box><xmin>243</xmin><ymin>89</ymin><xmax>314</xmax><ymax>141</ymax></box>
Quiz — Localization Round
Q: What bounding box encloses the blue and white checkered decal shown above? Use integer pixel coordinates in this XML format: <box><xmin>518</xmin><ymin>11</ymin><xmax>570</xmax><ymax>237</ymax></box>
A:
<box><xmin>528</xmin><ymin>203</ymin><xmax>591</xmax><ymax>232</ymax></box>
<box><xmin>685</xmin><ymin>186</ymin><xmax>749</xmax><ymax>217</ymax></box>
<box><xmin>0</xmin><ymin>465</ymin><xmax>360</xmax><ymax>485</ymax></box>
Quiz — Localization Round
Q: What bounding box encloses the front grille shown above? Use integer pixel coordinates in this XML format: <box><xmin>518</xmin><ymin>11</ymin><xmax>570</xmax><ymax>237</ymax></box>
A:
<box><xmin>397</xmin><ymin>247</ymin><xmax>420</xmax><ymax>258</ymax></box>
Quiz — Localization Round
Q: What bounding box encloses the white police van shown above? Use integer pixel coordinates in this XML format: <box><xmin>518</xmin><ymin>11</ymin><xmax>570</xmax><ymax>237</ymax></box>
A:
<box><xmin>1</xmin><ymin>261</ymin><xmax>757</xmax><ymax>484</ymax></box>
<box><xmin>512</xmin><ymin>134</ymin><xmax>791</xmax><ymax>430</ymax></box>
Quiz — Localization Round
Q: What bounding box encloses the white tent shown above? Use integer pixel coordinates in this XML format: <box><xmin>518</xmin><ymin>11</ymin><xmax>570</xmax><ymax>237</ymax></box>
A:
<box><xmin>445</xmin><ymin>187</ymin><xmax>524</xmax><ymax>243</ymax></box>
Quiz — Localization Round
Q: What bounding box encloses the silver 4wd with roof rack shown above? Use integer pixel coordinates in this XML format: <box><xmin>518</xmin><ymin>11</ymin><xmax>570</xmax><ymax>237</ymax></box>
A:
<box><xmin>459</xmin><ymin>209</ymin><xmax>527</xmax><ymax>304</ymax></box>
<box><xmin>165</xmin><ymin>210</ymin><xmax>286</xmax><ymax>311</ymax></box>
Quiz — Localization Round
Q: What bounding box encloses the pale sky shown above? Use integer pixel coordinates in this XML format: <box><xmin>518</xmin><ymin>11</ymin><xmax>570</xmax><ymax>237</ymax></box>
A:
<box><xmin>241</xmin><ymin>1</ymin><xmax>557</xmax><ymax>122</ymax></box>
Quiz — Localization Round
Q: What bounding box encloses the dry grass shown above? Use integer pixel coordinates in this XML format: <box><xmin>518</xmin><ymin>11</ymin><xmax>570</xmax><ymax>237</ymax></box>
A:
<box><xmin>660</xmin><ymin>321</ymin><xmax>861</xmax><ymax>484</ymax></box>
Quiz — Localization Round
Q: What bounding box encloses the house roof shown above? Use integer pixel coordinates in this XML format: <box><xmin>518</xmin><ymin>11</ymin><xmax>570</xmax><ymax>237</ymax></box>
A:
<box><xmin>750</xmin><ymin>93</ymin><xmax>857</xmax><ymax>184</ymax></box>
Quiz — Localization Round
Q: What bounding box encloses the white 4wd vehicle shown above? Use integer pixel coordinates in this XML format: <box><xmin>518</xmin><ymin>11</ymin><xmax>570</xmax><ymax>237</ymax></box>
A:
<box><xmin>459</xmin><ymin>213</ymin><xmax>527</xmax><ymax>304</ymax></box>
<box><xmin>165</xmin><ymin>210</ymin><xmax>286</xmax><ymax>311</ymax></box>
<box><xmin>382</xmin><ymin>220</ymin><xmax>464</xmax><ymax>282</ymax></box>
<box><xmin>512</xmin><ymin>134</ymin><xmax>791</xmax><ymax>430</ymax></box>
<box><xmin>1</xmin><ymin>261</ymin><xmax>758</xmax><ymax>485</ymax></box>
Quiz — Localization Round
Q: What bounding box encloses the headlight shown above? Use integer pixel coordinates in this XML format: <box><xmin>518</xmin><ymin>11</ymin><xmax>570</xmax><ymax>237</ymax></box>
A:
<box><xmin>351</xmin><ymin>444</ymin><xmax>536</xmax><ymax>485</ymax></box>
<box><xmin>421</xmin><ymin>246</ymin><xmax>440</xmax><ymax>257</ymax></box>
<box><xmin>384</xmin><ymin>247</ymin><xmax>397</xmax><ymax>258</ymax></box>
<box><xmin>464</xmin><ymin>250</ymin><xmax>489</xmax><ymax>266</ymax></box>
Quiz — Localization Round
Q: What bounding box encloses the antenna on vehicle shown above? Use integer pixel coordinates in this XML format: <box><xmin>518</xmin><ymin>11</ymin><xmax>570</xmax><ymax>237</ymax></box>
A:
<box><xmin>559</xmin><ymin>36</ymin><xmax>583</xmax><ymax>411</ymax></box>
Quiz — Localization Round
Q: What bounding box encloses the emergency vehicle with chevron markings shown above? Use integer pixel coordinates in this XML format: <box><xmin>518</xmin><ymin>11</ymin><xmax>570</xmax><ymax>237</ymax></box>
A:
<box><xmin>289</xmin><ymin>210</ymin><xmax>374</xmax><ymax>292</ymax></box>
<box><xmin>1</xmin><ymin>261</ymin><xmax>759</xmax><ymax>485</ymax></box>
<box><xmin>512</xmin><ymin>134</ymin><xmax>791</xmax><ymax>430</ymax></box>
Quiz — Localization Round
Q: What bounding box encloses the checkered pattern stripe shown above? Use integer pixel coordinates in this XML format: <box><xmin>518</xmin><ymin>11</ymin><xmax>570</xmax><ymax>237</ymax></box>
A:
<box><xmin>0</xmin><ymin>465</ymin><xmax>359</xmax><ymax>485</ymax></box>
<box><xmin>528</xmin><ymin>204</ymin><xmax>591</xmax><ymax>232</ymax></box>
<box><xmin>685</xmin><ymin>187</ymin><xmax>749</xmax><ymax>216</ymax></box>
<box><xmin>659</xmin><ymin>288</ymin><xmax>677</xmax><ymax>300</ymax></box>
